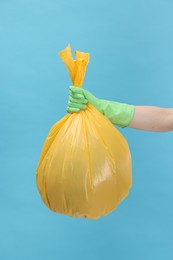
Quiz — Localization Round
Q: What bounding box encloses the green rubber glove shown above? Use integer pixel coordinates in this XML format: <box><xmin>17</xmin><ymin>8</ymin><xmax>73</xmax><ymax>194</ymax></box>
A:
<box><xmin>67</xmin><ymin>86</ymin><xmax>135</xmax><ymax>128</ymax></box>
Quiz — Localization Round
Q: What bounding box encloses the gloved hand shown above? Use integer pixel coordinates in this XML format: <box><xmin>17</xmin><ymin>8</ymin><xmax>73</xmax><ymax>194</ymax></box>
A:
<box><xmin>67</xmin><ymin>86</ymin><xmax>135</xmax><ymax>128</ymax></box>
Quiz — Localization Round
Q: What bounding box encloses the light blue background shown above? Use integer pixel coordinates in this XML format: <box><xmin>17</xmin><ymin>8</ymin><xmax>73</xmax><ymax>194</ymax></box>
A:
<box><xmin>1</xmin><ymin>0</ymin><xmax>173</xmax><ymax>259</ymax></box>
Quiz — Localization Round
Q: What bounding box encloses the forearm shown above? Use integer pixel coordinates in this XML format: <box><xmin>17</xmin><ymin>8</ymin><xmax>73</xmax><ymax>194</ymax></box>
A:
<box><xmin>67</xmin><ymin>86</ymin><xmax>173</xmax><ymax>132</ymax></box>
<box><xmin>129</xmin><ymin>106</ymin><xmax>173</xmax><ymax>132</ymax></box>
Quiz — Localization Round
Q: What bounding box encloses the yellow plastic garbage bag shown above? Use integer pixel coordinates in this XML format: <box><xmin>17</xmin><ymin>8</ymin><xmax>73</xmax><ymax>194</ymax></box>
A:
<box><xmin>36</xmin><ymin>44</ymin><xmax>132</xmax><ymax>219</ymax></box>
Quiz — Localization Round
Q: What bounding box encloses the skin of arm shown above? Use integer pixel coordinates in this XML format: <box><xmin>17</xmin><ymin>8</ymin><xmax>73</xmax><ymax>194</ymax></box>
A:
<box><xmin>129</xmin><ymin>106</ymin><xmax>173</xmax><ymax>132</ymax></box>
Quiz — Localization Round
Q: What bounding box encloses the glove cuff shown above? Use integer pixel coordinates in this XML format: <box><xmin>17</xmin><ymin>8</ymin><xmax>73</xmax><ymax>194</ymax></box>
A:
<box><xmin>99</xmin><ymin>99</ymin><xmax>135</xmax><ymax>128</ymax></box>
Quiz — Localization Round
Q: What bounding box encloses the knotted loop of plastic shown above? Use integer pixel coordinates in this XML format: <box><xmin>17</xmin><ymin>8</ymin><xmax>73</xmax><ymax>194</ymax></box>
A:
<box><xmin>36</xmin><ymin>44</ymin><xmax>132</xmax><ymax>219</ymax></box>
<box><xmin>59</xmin><ymin>44</ymin><xmax>89</xmax><ymax>87</ymax></box>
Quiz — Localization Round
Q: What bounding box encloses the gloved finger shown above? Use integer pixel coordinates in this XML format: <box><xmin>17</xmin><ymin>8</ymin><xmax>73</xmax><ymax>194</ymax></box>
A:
<box><xmin>69</xmin><ymin>96</ymin><xmax>88</xmax><ymax>104</ymax></box>
<box><xmin>69</xmin><ymin>86</ymin><xmax>83</xmax><ymax>94</ymax></box>
<box><xmin>67</xmin><ymin>106</ymin><xmax>80</xmax><ymax>113</ymax></box>
<box><xmin>69</xmin><ymin>90</ymin><xmax>86</xmax><ymax>101</ymax></box>
<box><xmin>69</xmin><ymin>91</ymin><xmax>83</xmax><ymax>99</ymax></box>
<box><xmin>68</xmin><ymin>101</ymin><xmax>87</xmax><ymax>110</ymax></box>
